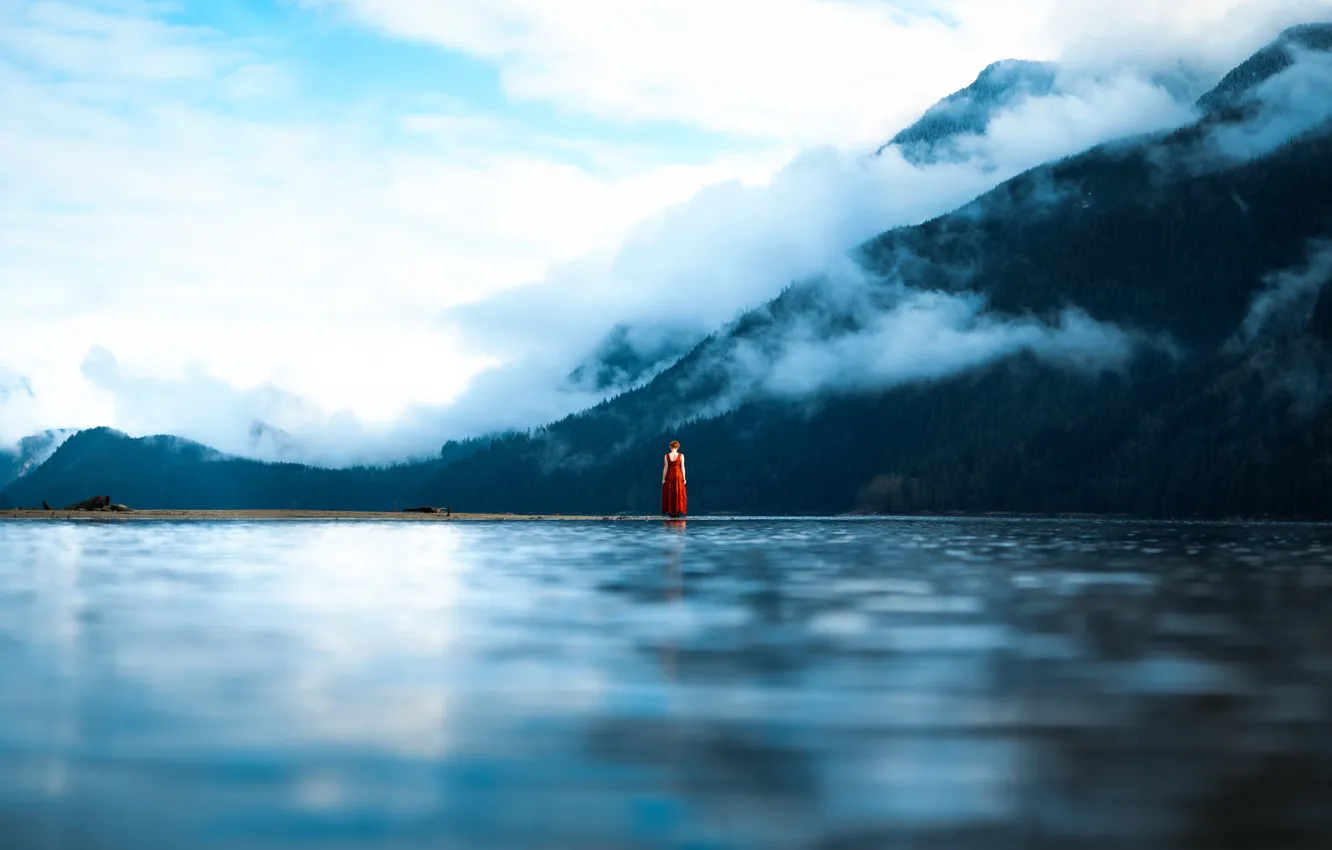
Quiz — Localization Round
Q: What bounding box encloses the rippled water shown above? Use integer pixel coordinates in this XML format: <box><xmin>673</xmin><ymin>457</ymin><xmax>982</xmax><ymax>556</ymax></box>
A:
<box><xmin>2</xmin><ymin>518</ymin><xmax>1332</xmax><ymax>849</ymax></box>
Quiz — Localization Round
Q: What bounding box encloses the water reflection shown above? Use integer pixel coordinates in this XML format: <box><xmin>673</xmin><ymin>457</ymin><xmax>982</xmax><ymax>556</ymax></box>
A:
<box><xmin>1</xmin><ymin>518</ymin><xmax>1331</xmax><ymax>848</ymax></box>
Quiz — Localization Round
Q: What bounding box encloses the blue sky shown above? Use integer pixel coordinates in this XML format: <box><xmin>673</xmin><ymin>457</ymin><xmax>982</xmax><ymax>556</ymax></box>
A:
<box><xmin>172</xmin><ymin>0</ymin><xmax>759</xmax><ymax>167</ymax></box>
<box><xmin>2</xmin><ymin>0</ymin><xmax>1329</xmax><ymax>462</ymax></box>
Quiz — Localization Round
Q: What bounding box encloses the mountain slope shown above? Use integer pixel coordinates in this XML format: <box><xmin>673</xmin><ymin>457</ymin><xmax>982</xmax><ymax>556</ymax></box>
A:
<box><xmin>879</xmin><ymin>60</ymin><xmax>1060</xmax><ymax>163</ymax></box>
<box><xmin>0</xmin><ymin>429</ymin><xmax>75</xmax><ymax>491</ymax></box>
<box><xmin>557</xmin><ymin>57</ymin><xmax>1123</xmax><ymax>400</ymax></box>
<box><xmin>1198</xmin><ymin>23</ymin><xmax>1332</xmax><ymax>113</ymax></box>
<box><xmin>407</xmin><ymin>34</ymin><xmax>1332</xmax><ymax>517</ymax></box>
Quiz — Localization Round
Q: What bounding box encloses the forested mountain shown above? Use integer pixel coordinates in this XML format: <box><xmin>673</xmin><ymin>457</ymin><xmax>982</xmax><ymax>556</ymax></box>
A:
<box><xmin>6</xmin><ymin>26</ymin><xmax>1332</xmax><ymax>518</ymax></box>
<box><xmin>403</xmin><ymin>26</ymin><xmax>1332</xmax><ymax>518</ymax></box>
<box><xmin>2</xmin><ymin>428</ymin><xmax>446</xmax><ymax>511</ymax></box>
<box><xmin>878</xmin><ymin>59</ymin><xmax>1060</xmax><ymax>163</ymax></box>
<box><xmin>1198</xmin><ymin>23</ymin><xmax>1332</xmax><ymax>113</ymax></box>
<box><xmin>559</xmin><ymin>55</ymin><xmax>1111</xmax><ymax>399</ymax></box>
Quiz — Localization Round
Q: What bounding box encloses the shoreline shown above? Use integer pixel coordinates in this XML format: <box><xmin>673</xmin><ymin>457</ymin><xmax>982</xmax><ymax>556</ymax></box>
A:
<box><xmin>0</xmin><ymin>509</ymin><xmax>656</xmax><ymax>522</ymax></box>
<box><xmin>2</xmin><ymin>509</ymin><xmax>1329</xmax><ymax>524</ymax></box>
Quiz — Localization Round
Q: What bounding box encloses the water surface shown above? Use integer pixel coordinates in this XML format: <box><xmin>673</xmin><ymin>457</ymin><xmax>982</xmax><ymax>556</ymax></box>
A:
<box><xmin>2</xmin><ymin>518</ymin><xmax>1331</xmax><ymax>849</ymax></box>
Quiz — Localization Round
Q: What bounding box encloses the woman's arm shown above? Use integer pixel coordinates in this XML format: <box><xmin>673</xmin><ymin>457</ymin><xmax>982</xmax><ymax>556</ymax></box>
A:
<box><xmin>681</xmin><ymin>455</ymin><xmax>686</xmax><ymax>485</ymax></box>
<box><xmin>662</xmin><ymin>455</ymin><xmax>668</xmax><ymax>484</ymax></box>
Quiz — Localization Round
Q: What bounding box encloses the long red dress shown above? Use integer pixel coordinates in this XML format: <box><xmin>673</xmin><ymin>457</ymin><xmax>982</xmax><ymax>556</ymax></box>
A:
<box><xmin>662</xmin><ymin>453</ymin><xmax>687</xmax><ymax>517</ymax></box>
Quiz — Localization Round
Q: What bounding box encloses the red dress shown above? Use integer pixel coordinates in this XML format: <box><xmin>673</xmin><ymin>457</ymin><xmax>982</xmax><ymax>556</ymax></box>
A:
<box><xmin>662</xmin><ymin>453</ymin><xmax>687</xmax><ymax>517</ymax></box>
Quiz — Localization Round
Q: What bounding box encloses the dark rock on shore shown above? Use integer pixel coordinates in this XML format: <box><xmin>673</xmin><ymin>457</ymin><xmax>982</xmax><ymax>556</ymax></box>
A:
<box><xmin>64</xmin><ymin>495</ymin><xmax>111</xmax><ymax>511</ymax></box>
<box><xmin>402</xmin><ymin>506</ymin><xmax>440</xmax><ymax>513</ymax></box>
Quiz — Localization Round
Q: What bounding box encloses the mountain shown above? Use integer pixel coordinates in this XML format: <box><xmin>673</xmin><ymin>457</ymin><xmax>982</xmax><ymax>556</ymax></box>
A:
<box><xmin>402</xmin><ymin>29</ymin><xmax>1332</xmax><ymax>518</ymax></box>
<box><xmin>880</xmin><ymin>59</ymin><xmax>1061</xmax><ymax>163</ymax></box>
<box><xmin>558</xmin><ymin>59</ymin><xmax>1093</xmax><ymax>400</ymax></box>
<box><xmin>8</xmin><ymin>27</ymin><xmax>1332</xmax><ymax>518</ymax></box>
<box><xmin>566</xmin><ymin>324</ymin><xmax>705</xmax><ymax>393</ymax></box>
<box><xmin>2</xmin><ymin>428</ymin><xmax>445</xmax><ymax>511</ymax></box>
<box><xmin>880</xmin><ymin>58</ymin><xmax>1210</xmax><ymax>166</ymax></box>
<box><xmin>0</xmin><ymin>430</ymin><xmax>76</xmax><ymax>490</ymax></box>
<box><xmin>1198</xmin><ymin>23</ymin><xmax>1332</xmax><ymax>114</ymax></box>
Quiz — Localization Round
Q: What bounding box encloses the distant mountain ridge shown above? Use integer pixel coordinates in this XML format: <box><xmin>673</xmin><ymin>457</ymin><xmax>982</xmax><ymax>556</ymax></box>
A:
<box><xmin>2</xmin><ymin>428</ymin><xmax>443</xmax><ymax>511</ymax></box>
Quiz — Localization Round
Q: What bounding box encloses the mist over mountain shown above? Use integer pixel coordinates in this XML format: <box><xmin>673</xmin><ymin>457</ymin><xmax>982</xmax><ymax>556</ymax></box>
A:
<box><xmin>416</xmin><ymin>61</ymin><xmax>1196</xmax><ymax>446</ymax></box>
<box><xmin>880</xmin><ymin>60</ymin><xmax>1062</xmax><ymax>164</ymax></box>
<box><xmin>6</xmin><ymin>26</ymin><xmax>1332</xmax><ymax>517</ymax></box>
<box><xmin>0</xmin><ymin>429</ymin><xmax>74</xmax><ymax>491</ymax></box>
<box><xmin>400</xmin><ymin>28</ymin><xmax>1332</xmax><ymax>517</ymax></box>
<box><xmin>557</xmin><ymin>59</ymin><xmax>1079</xmax><ymax>403</ymax></box>
<box><xmin>1198</xmin><ymin>22</ymin><xmax>1332</xmax><ymax>113</ymax></box>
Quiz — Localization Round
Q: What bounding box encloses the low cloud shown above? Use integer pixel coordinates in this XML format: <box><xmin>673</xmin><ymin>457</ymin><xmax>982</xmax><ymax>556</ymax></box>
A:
<box><xmin>753</xmin><ymin>296</ymin><xmax>1144</xmax><ymax>399</ymax></box>
<box><xmin>668</xmin><ymin>264</ymin><xmax>1171</xmax><ymax>424</ymax></box>
<box><xmin>0</xmin><ymin>366</ymin><xmax>33</xmax><ymax>405</ymax></box>
<box><xmin>1226</xmin><ymin>240</ymin><xmax>1332</xmax><ymax>415</ymax></box>
<box><xmin>1233</xmin><ymin>239</ymin><xmax>1332</xmax><ymax>344</ymax></box>
<box><xmin>435</xmin><ymin>66</ymin><xmax>1197</xmax><ymax>437</ymax></box>
<box><xmin>75</xmin><ymin>346</ymin><xmax>462</xmax><ymax>467</ymax></box>
<box><xmin>1205</xmin><ymin>48</ymin><xmax>1332</xmax><ymax>162</ymax></box>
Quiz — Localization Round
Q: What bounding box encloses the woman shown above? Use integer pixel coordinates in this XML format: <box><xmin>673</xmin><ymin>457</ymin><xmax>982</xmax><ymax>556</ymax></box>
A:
<box><xmin>661</xmin><ymin>440</ymin><xmax>687</xmax><ymax>518</ymax></box>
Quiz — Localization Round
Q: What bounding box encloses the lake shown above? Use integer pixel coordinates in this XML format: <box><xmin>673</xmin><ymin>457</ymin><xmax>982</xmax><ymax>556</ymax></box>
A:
<box><xmin>2</xmin><ymin>518</ymin><xmax>1331</xmax><ymax>849</ymax></box>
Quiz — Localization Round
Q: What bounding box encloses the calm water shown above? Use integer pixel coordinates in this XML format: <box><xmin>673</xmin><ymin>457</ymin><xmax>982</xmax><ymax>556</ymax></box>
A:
<box><xmin>2</xmin><ymin>518</ymin><xmax>1331</xmax><ymax>849</ymax></box>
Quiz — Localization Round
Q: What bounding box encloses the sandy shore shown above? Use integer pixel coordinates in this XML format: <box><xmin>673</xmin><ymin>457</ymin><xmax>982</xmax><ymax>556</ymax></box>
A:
<box><xmin>2</xmin><ymin>509</ymin><xmax>659</xmax><ymax>522</ymax></box>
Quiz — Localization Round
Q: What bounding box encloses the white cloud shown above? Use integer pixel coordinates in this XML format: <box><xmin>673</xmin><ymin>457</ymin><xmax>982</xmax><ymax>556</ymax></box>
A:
<box><xmin>308</xmin><ymin>0</ymin><xmax>1332</xmax><ymax>145</ymax></box>
<box><xmin>429</xmin><ymin>65</ymin><xmax>1196</xmax><ymax>439</ymax></box>
<box><xmin>742</xmin><ymin>293</ymin><xmax>1146</xmax><ymax>401</ymax></box>
<box><xmin>1205</xmin><ymin>48</ymin><xmax>1332</xmax><ymax>162</ymax></box>
<box><xmin>0</xmin><ymin>0</ymin><xmax>788</xmax><ymax>457</ymax></box>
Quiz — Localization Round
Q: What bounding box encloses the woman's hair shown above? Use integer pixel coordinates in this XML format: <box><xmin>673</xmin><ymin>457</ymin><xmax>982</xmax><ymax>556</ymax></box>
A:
<box><xmin>669</xmin><ymin>440</ymin><xmax>680</xmax><ymax>450</ymax></box>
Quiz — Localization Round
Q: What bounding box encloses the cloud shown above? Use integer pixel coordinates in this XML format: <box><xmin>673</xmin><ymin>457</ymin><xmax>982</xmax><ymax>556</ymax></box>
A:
<box><xmin>0</xmin><ymin>359</ymin><xmax>101</xmax><ymax>447</ymax></box>
<box><xmin>750</xmin><ymin>295</ymin><xmax>1144</xmax><ymax>400</ymax></box>
<box><xmin>674</xmin><ymin>264</ymin><xmax>1170</xmax><ymax>421</ymax></box>
<box><xmin>1233</xmin><ymin>240</ymin><xmax>1332</xmax><ymax>344</ymax></box>
<box><xmin>1205</xmin><ymin>48</ymin><xmax>1332</xmax><ymax>162</ymax></box>
<box><xmin>429</xmin><ymin>65</ymin><xmax>1197</xmax><ymax>437</ymax></box>
<box><xmin>0</xmin><ymin>0</ymin><xmax>787</xmax><ymax>459</ymax></box>
<box><xmin>307</xmin><ymin>0</ymin><xmax>1332</xmax><ymax>145</ymax></box>
<box><xmin>75</xmin><ymin>345</ymin><xmax>468</xmax><ymax>466</ymax></box>
<box><xmin>0</xmin><ymin>366</ymin><xmax>33</xmax><ymax>404</ymax></box>
<box><xmin>1225</xmin><ymin>240</ymin><xmax>1332</xmax><ymax>415</ymax></box>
